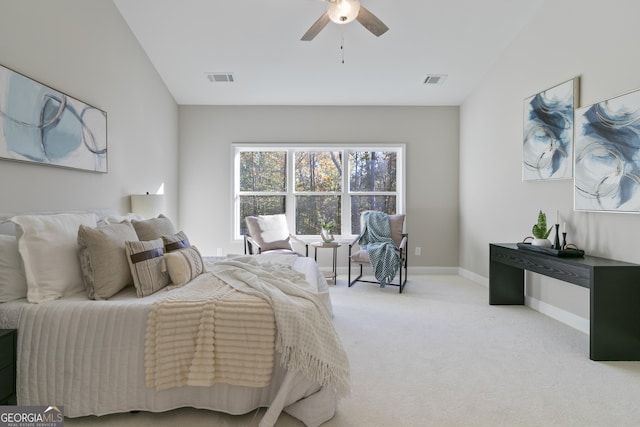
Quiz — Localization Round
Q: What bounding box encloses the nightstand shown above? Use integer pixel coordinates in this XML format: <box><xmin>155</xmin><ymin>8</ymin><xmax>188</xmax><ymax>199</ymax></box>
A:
<box><xmin>0</xmin><ymin>329</ymin><xmax>17</xmax><ymax>405</ymax></box>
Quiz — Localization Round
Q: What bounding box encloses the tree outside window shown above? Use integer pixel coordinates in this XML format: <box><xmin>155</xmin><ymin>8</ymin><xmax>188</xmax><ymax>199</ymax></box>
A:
<box><xmin>235</xmin><ymin>145</ymin><xmax>403</xmax><ymax>238</ymax></box>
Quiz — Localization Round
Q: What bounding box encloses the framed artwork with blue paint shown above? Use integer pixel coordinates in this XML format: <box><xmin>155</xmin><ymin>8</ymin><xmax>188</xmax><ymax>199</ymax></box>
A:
<box><xmin>523</xmin><ymin>77</ymin><xmax>578</xmax><ymax>181</ymax></box>
<box><xmin>0</xmin><ymin>64</ymin><xmax>107</xmax><ymax>173</ymax></box>
<box><xmin>575</xmin><ymin>88</ymin><xmax>640</xmax><ymax>212</ymax></box>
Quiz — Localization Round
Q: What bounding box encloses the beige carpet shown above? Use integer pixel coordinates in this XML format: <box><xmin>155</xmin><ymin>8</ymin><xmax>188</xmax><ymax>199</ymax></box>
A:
<box><xmin>66</xmin><ymin>275</ymin><xmax>640</xmax><ymax>426</ymax></box>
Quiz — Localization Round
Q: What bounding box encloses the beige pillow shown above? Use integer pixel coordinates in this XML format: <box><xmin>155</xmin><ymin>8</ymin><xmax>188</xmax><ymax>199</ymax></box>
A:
<box><xmin>163</xmin><ymin>246</ymin><xmax>205</xmax><ymax>287</ymax></box>
<box><xmin>78</xmin><ymin>221</ymin><xmax>139</xmax><ymax>300</ymax></box>
<box><xmin>125</xmin><ymin>239</ymin><xmax>170</xmax><ymax>297</ymax></box>
<box><xmin>245</xmin><ymin>214</ymin><xmax>293</xmax><ymax>251</ymax></box>
<box><xmin>162</xmin><ymin>230</ymin><xmax>190</xmax><ymax>252</ymax></box>
<box><xmin>389</xmin><ymin>214</ymin><xmax>406</xmax><ymax>247</ymax></box>
<box><xmin>361</xmin><ymin>211</ymin><xmax>405</xmax><ymax>247</ymax></box>
<box><xmin>132</xmin><ymin>214</ymin><xmax>176</xmax><ymax>241</ymax></box>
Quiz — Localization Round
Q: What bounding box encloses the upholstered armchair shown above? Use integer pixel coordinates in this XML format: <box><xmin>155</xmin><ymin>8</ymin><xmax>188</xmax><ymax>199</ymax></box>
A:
<box><xmin>244</xmin><ymin>214</ymin><xmax>308</xmax><ymax>256</ymax></box>
<box><xmin>348</xmin><ymin>212</ymin><xmax>408</xmax><ymax>293</ymax></box>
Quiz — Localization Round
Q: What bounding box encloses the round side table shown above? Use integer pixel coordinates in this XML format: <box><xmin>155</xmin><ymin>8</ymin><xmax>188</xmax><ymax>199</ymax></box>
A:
<box><xmin>310</xmin><ymin>242</ymin><xmax>341</xmax><ymax>284</ymax></box>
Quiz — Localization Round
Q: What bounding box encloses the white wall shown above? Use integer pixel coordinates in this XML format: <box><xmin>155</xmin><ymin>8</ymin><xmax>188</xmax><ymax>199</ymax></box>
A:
<box><xmin>178</xmin><ymin>105</ymin><xmax>459</xmax><ymax>268</ymax></box>
<box><xmin>460</xmin><ymin>0</ymin><xmax>640</xmax><ymax>324</ymax></box>
<box><xmin>0</xmin><ymin>0</ymin><xmax>178</xmax><ymax>220</ymax></box>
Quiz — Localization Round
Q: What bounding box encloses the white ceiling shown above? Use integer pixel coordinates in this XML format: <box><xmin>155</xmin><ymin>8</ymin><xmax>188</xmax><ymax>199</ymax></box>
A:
<box><xmin>113</xmin><ymin>0</ymin><xmax>544</xmax><ymax>106</ymax></box>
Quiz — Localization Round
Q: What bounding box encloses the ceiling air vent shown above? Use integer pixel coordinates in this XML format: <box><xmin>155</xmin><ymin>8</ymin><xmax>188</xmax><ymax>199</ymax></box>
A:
<box><xmin>206</xmin><ymin>72</ymin><xmax>235</xmax><ymax>83</ymax></box>
<box><xmin>423</xmin><ymin>74</ymin><xmax>447</xmax><ymax>85</ymax></box>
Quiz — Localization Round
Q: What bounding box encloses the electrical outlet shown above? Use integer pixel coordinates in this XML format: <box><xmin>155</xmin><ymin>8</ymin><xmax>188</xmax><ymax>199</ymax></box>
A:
<box><xmin>415</xmin><ymin>247</ymin><xmax>421</xmax><ymax>256</ymax></box>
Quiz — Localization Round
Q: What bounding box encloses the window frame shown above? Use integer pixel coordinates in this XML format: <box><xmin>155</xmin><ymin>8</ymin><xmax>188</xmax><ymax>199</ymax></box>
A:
<box><xmin>233</xmin><ymin>143</ymin><xmax>405</xmax><ymax>241</ymax></box>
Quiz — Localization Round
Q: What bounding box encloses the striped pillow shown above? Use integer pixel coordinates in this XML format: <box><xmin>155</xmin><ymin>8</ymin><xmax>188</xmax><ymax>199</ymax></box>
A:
<box><xmin>125</xmin><ymin>238</ymin><xmax>170</xmax><ymax>297</ymax></box>
<box><xmin>162</xmin><ymin>230</ymin><xmax>191</xmax><ymax>253</ymax></box>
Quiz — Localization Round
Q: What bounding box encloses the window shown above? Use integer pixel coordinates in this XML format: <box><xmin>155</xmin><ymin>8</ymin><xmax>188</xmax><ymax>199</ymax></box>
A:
<box><xmin>234</xmin><ymin>144</ymin><xmax>404</xmax><ymax>239</ymax></box>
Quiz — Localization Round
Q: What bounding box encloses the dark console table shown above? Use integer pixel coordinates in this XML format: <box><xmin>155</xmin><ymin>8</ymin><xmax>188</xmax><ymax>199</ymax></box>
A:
<box><xmin>490</xmin><ymin>243</ymin><xmax>640</xmax><ymax>361</ymax></box>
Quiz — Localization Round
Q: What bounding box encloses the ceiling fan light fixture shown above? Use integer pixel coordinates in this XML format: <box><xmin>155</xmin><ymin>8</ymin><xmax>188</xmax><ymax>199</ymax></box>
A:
<box><xmin>327</xmin><ymin>0</ymin><xmax>361</xmax><ymax>25</ymax></box>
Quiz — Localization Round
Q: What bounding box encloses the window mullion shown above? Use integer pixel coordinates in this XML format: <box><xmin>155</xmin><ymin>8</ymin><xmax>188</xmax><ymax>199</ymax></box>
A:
<box><xmin>342</xmin><ymin>148</ymin><xmax>350</xmax><ymax>236</ymax></box>
<box><xmin>286</xmin><ymin>148</ymin><xmax>296</xmax><ymax>233</ymax></box>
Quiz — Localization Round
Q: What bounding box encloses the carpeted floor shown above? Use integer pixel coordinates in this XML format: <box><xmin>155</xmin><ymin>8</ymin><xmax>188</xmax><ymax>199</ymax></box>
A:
<box><xmin>66</xmin><ymin>275</ymin><xmax>640</xmax><ymax>426</ymax></box>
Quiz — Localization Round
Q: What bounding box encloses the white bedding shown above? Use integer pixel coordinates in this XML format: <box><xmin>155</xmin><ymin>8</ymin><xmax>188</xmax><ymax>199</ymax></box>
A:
<box><xmin>0</xmin><ymin>255</ymin><xmax>337</xmax><ymax>427</ymax></box>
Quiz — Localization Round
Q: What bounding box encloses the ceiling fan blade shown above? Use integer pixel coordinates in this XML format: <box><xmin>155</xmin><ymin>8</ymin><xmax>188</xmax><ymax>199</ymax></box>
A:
<box><xmin>301</xmin><ymin>13</ymin><xmax>331</xmax><ymax>41</ymax></box>
<box><xmin>356</xmin><ymin>6</ymin><xmax>389</xmax><ymax>37</ymax></box>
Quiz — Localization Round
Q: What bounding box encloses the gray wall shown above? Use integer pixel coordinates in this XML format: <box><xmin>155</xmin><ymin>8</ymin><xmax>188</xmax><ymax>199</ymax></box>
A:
<box><xmin>178</xmin><ymin>105</ymin><xmax>460</xmax><ymax>268</ymax></box>
<box><xmin>460</xmin><ymin>0</ymin><xmax>640</xmax><ymax>329</ymax></box>
<box><xmin>0</xmin><ymin>0</ymin><xmax>178</xmax><ymax>220</ymax></box>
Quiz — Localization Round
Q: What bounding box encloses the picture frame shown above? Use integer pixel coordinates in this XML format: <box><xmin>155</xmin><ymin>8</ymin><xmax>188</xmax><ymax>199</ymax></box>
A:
<box><xmin>0</xmin><ymin>64</ymin><xmax>107</xmax><ymax>173</ymax></box>
<box><xmin>574</xmin><ymin>87</ymin><xmax>640</xmax><ymax>213</ymax></box>
<box><xmin>523</xmin><ymin>77</ymin><xmax>579</xmax><ymax>181</ymax></box>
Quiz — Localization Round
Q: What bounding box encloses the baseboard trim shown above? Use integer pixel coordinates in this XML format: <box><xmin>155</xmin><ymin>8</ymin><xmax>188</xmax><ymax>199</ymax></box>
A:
<box><xmin>458</xmin><ymin>268</ymin><xmax>488</xmax><ymax>287</ymax></box>
<box><xmin>525</xmin><ymin>296</ymin><xmax>590</xmax><ymax>335</ymax></box>
<box><xmin>336</xmin><ymin>266</ymin><xmax>459</xmax><ymax>276</ymax></box>
<box><xmin>458</xmin><ymin>268</ymin><xmax>589</xmax><ymax>334</ymax></box>
<box><xmin>337</xmin><ymin>265</ymin><xmax>589</xmax><ymax>334</ymax></box>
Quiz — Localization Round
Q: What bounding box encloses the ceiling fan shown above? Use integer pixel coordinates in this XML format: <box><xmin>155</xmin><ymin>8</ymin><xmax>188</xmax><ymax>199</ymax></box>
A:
<box><xmin>301</xmin><ymin>0</ymin><xmax>389</xmax><ymax>41</ymax></box>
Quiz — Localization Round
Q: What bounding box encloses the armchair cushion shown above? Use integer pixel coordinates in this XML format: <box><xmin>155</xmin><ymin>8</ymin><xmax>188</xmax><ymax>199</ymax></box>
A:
<box><xmin>245</xmin><ymin>214</ymin><xmax>293</xmax><ymax>252</ymax></box>
<box><xmin>350</xmin><ymin>249</ymin><xmax>370</xmax><ymax>264</ymax></box>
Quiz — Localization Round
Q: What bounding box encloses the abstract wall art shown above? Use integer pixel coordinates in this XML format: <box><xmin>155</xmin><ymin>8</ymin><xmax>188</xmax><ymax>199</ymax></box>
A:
<box><xmin>0</xmin><ymin>64</ymin><xmax>107</xmax><ymax>172</ymax></box>
<box><xmin>523</xmin><ymin>77</ymin><xmax>578</xmax><ymax>181</ymax></box>
<box><xmin>574</xmin><ymin>88</ymin><xmax>640</xmax><ymax>212</ymax></box>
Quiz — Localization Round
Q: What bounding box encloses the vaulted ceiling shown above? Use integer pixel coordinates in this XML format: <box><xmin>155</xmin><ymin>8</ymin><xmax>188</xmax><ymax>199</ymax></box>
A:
<box><xmin>114</xmin><ymin>0</ymin><xmax>544</xmax><ymax>106</ymax></box>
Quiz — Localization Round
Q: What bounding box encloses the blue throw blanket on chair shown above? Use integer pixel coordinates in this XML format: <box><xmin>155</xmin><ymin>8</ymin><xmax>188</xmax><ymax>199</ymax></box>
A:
<box><xmin>359</xmin><ymin>211</ymin><xmax>400</xmax><ymax>287</ymax></box>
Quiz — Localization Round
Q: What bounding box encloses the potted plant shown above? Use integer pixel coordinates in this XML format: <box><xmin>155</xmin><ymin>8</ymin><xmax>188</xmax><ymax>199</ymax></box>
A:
<box><xmin>531</xmin><ymin>210</ymin><xmax>552</xmax><ymax>247</ymax></box>
<box><xmin>320</xmin><ymin>219</ymin><xmax>335</xmax><ymax>243</ymax></box>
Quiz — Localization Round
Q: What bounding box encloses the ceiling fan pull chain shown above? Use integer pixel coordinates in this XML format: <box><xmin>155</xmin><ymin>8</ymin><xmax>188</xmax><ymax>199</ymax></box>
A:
<box><xmin>341</xmin><ymin>32</ymin><xmax>345</xmax><ymax>64</ymax></box>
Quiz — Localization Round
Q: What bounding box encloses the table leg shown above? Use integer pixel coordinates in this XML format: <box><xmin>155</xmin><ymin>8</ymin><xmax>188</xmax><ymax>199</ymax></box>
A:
<box><xmin>489</xmin><ymin>259</ymin><xmax>525</xmax><ymax>305</ymax></box>
<box><xmin>590</xmin><ymin>269</ymin><xmax>640</xmax><ymax>360</ymax></box>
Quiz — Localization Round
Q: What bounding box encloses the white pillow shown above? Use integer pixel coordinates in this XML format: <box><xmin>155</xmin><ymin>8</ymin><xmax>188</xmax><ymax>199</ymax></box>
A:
<box><xmin>245</xmin><ymin>214</ymin><xmax>293</xmax><ymax>251</ymax></box>
<box><xmin>11</xmin><ymin>213</ymin><xmax>97</xmax><ymax>303</ymax></box>
<box><xmin>0</xmin><ymin>235</ymin><xmax>27</xmax><ymax>302</ymax></box>
<box><xmin>99</xmin><ymin>213</ymin><xmax>144</xmax><ymax>225</ymax></box>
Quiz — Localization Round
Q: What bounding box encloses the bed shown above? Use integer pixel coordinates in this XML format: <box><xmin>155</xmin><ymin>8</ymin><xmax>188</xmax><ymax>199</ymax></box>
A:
<box><xmin>0</xmin><ymin>211</ymin><xmax>349</xmax><ymax>427</ymax></box>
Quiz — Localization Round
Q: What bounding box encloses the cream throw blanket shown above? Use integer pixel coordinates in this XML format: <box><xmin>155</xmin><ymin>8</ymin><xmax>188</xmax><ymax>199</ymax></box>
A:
<box><xmin>146</xmin><ymin>255</ymin><xmax>350</xmax><ymax>397</ymax></box>
<box><xmin>210</xmin><ymin>255</ymin><xmax>350</xmax><ymax>397</ymax></box>
<box><xmin>145</xmin><ymin>272</ymin><xmax>276</xmax><ymax>390</ymax></box>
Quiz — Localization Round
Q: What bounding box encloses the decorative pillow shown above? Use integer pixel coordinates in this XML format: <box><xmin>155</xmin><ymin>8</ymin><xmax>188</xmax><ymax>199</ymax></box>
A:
<box><xmin>0</xmin><ymin>235</ymin><xmax>27</xmax><ymax>302</ymax></box>
<box><xmin>162</xmin><ymin>246</ymin><xmax>205</xmax><ymax>287</ymax></box>
<box><xmin>11</xmin><ymin>213</ymin><xmax>97</xmax><ymax>303</ymax></box>
<box><xmin>389</xmin><ymin>214</ymin><xmax>406</xmax><ymax>247</ymax></box>
<box><xmin>361</xmin><ymin>211</ymin><xmax>405</xmax><ymax>247</ymax></box>
<box><xmin>78</xmin><ymin>221</ymin><xmax>139</xmax><ymax>300</ymax></box>
<box><xmin>125</xmin><ymin>238</ymin><xmax>170</xmax><ymax>297</ymax></box>
<box><xmin>132</xmin><ymin>214</ymin><xmax>176</xmax><ymax>241</ymax></box>
<box><xmin>162</xmin><ymin>230</ymin><xmax>191</xmax><ymax>253</ymax></box>
<box><xmin>245</xmin><ymin>214</ymin><xmax>293</xmax><ymax>251</ymax></box>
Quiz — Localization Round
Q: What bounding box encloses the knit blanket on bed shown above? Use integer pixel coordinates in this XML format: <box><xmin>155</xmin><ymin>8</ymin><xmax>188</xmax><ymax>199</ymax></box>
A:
<box><xmin>145</xmin><ymin>272</ymin><xmax>276</xmax><ymax>390</ymax></box>
<box><xmin>360</xmin><ymin>211</ymin><xmax>400</xmax><ymax>287</ymax></box>
<box><xmin>210</xmin><ymin>255</ymin><xmax>350</xmax><ymax>397</ymax></box>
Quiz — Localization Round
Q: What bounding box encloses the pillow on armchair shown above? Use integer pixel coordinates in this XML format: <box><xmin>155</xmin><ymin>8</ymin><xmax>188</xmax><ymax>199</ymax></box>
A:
<box><xmin>245</xmin><ymin>214</ymin><xmax>294</xmax><ymax>252</ymax></box>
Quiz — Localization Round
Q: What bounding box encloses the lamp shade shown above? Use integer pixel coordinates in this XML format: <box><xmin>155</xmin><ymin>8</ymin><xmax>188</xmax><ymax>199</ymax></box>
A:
<box><xmin>327</xmin><ymin>0</ymin><xmax>360</xmax><ymax>24</ymax></box>
<box><xmin>130</xmin><ymin>194</ymin><xmax>165</xmax><ymax>219</ymax></box>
